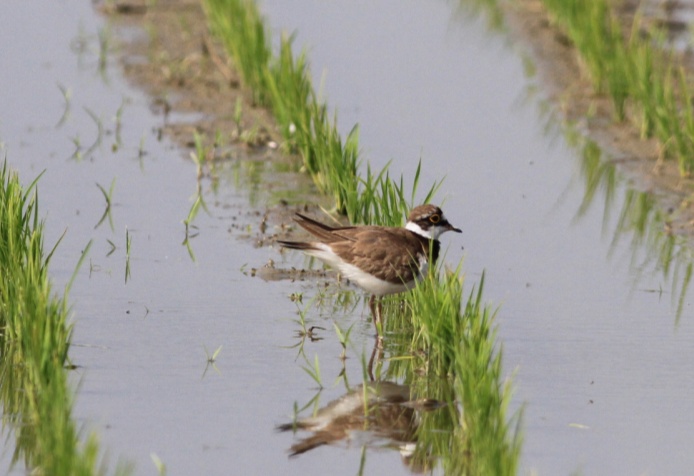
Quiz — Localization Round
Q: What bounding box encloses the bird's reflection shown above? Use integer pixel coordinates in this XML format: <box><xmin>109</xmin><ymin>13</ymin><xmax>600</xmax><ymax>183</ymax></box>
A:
<box><xmin>278</xmin><ymin>381</ymin><xmax>443</xmax><ymax>472</ymax></box>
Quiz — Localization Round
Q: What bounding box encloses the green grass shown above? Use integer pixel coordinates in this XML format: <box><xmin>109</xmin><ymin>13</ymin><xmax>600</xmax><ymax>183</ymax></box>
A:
<box><xmin>203</xmin><ymin>0</ymin><xmax>521</xmax><ymax>473</ymax></box>
<box><xmin>202</xmin><ymin>0</ymin><xmax>439</xmax><ymax>225</ymax></box>
<box><xmin>0</xmin><ymin>162</ymin><xmax>124</xmax><ymax>475</ymax></box>
<box><xmin>540</xmin><ymin>0</ymin><xmax>694</xmax><ymax>175</ymax></box>
<box><xmin>382</xmin><ymin>268</ymin><xmax>522</xmax><ymax>475</ymax></box>
<box><xmin>473</xmin><ymin>0</ymin><xmax>694</xmax><ymax>317</ymax></box>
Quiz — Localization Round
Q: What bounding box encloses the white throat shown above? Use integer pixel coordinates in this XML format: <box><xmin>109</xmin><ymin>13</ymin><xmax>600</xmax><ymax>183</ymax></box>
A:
<box><xmin>406</xmin><ymin>221</ymin><xmax>435</xmax><ymax>239</ymax></box>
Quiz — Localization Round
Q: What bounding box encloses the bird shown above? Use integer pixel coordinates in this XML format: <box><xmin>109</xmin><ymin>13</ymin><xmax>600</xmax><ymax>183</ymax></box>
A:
<box><xmin>277</xmin><ymin>204</ymin><xmax>462</xmax><ymax>334</ymax></box>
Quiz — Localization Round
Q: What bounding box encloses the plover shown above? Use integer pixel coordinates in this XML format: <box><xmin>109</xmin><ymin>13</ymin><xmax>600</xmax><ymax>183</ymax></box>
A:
<box><xmin>278</xmin><ymin>204</ymin><xmax>461</xmax><ymax>333</ymax></box>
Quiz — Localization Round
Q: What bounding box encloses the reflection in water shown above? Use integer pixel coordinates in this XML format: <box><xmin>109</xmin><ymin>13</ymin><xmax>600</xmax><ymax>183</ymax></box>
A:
<box><xmin>514</xmin><ymin>14</ymin><xmax>694</xmax><ymax>323</ymax></box>
<box><xmin>276</xmin><ymin>240</ymin><xmax>519</xmax><ymax>473</ymax></box>
<box><xmin>1</xmin><ymin>340</ymin><xmax>34</xmax><ymax>468</ymax></box>
<box><xmin>278</xmin><ymin>381</ymin><xmax>442</xmax><ymax>473</ymax></box>
<box><xmin>279</xmin><ymin>289</ymin><xmax>486</xmax><ymax>474</ymax></box>
<box><xmin>571</xmin><ymin>131</ymin><xmax>693</xmax><ymax>321</ymax></box>
<box><xmin>634</xmin><ymin>0</ymin><xmax>694</xmax><ymax>53</ymax></box>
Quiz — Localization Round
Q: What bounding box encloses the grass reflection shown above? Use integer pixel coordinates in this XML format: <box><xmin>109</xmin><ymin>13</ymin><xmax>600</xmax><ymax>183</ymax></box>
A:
<box><xmin>0</xmin><ymin>163</ymin><xmax>126</xmax><ymax>474</ymax></box>
<box><xmin>280</xmin><ymin>270</ymin><xmax>521</xmax><ymax>475</ymax></box>
<box><xmin>572</xmin><ymin>133</ymin><xmax>693</xmax><ymax>322</ymax></box>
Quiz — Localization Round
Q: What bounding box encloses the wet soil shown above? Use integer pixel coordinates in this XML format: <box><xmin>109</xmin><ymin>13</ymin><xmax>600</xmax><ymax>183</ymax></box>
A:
<box><xmin>505</xmin><ymin>0</ymin><xmax>694</xmax><ymax>239</ymax></box>
<box><xmin>100</xmin><ymin>0</ymin><xmax>337</xmax><ymax>257</ymax></box>
<box><xmin>101</xmin><ymin>0</ymin><xmax>694</xmax><ymax>248</ymax></box>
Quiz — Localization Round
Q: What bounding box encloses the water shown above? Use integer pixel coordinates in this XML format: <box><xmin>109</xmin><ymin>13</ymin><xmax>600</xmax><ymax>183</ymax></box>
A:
<box><xmin>1</xmin><ymin>0</ymin><xmax>693</xmax><ymax>475</ymax></box>
<box><xmin>257</xmin><ymin>0</ymin><xmax>694</xmax><ymax>474</ymax></box>
<box><xmin>0</xmin><ymin>2</ymin><xmax>409</xmax><ymax>474</ymax></box>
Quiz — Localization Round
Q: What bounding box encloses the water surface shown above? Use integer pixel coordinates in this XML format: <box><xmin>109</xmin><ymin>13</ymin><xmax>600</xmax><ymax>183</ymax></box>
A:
<box><xmin>260</xmin><ymin>1</ymin><xmax>694</xmax><ymax>474</ymax></box>
<box><xmin>1</xmin><ymin>0</ymin><xmax>693</xmax><ymax>475</ymax></box>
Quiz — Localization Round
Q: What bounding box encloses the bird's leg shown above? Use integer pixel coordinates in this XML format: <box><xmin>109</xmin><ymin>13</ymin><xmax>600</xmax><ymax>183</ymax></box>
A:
<box><xmin>378</xmin><ymin>301</ymin><xmax>384</xmax><ymax>343</ymax></box>
<box><xmin>368</xmin><ymin>295</ymin><xmax>385</xmax><ymax>353</ymax></box>
<box><xmin>367</xmin><ymin>335</ymin><xmax>384</xmax><ymax>381</ymax></box>
<box><xmin>369</xmin><ymin>295</ymin><xmax>382</xmax><ymax>336</ymax></box>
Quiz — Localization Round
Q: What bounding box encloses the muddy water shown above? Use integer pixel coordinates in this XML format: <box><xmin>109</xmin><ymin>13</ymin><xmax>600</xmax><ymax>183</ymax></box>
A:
<box><xmin>2</xmin><ymin>1</ymin><xmax>694</xmax><ymax>476</ymax></box>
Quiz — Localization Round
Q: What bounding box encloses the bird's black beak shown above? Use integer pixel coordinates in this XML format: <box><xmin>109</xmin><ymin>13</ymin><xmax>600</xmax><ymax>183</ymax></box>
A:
<box><xmin>445</xmin><ymin>221</ymin><xmax>462</xmax><ymax>233</ymax></box>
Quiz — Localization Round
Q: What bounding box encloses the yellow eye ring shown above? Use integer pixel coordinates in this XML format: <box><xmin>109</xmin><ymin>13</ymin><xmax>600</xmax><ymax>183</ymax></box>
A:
<box><xmin>430</xmin><ymin>214</ymin><xmax>441</xmax><ymax>224</ymax></box>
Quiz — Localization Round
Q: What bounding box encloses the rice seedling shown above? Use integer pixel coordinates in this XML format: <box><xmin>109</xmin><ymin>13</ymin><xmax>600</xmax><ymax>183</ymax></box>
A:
<box><xmin>333</xmin><ymin>321</ymin><xmax>356</xmax><ymax>361</ymax></box>
<box><xmin>56</xmin><ymin>83</ymin><xmax>72</xmax><ymax>128</ymax></box>
<box><xmin>84</xmin><ymin>107</ymin><xmax>104</xmax><ymax>160</ymax></box>
<box><xmin>289</xmin><ymin>292</ymin><xmax>303</xmax><ymax>303</ymax></box>
<box><xmin>181</xmin><ymin>145</ymin><xmax>211</xmax><ymax>263</ymax></box>
<box><xmin>612</xmin><ymin>187</ymin><xmax>694</xmax><ymax>320</ymax></box>
<box><xmin>203</xmin><ymin>0</ymin><xmax>270</xmax><ymax>104</ymax></box>
<box><xmin>125</xmin><ymin>226</ymin><xmax>132</xmax><ymax>283</ymax></box>
<box><xmin>204</xmin><ymin>344</ymin><xmax>223</xmax><ymax>363</ymax></box>
<box><xmin>477</xmin><ymin>0</ymin><xmax>694</xmax><ymax>324</ymax></box>
<box><xmin>539</xmin><ymin>0</ymin><xmax>694</xmax><ymax>173</ymax></box>
<box><xmin>238</xmin><ymin>124</ymin><xmax>260</xmax><ymax>146</ymax></box>
<box><xmin>191</xmin><ymin>132</ymin><xmax>207</xmax><ymax>182</ymax></box>
<box><xmin>98</xmin><ymin>27</ymin><xmax>110</xmax><ymax>77</ymax></box>
<box><xmin>301</xmin><ymin>354</ymin><xmax>323</xmax><ymax>389</ymax></box>
<box><xmin>357</xmin><ymin>446</ymin><xmax>367</xmax><ymax>476</ymax></box>
<box><xmin>288</xmin><ymin>296</ymin><xmax>325</xmax><ymax>353</ymax></box>
<box><xmin>203</xmin><ymin>0</ymin><xmax>521</xmax><ymax>471</ymax></box>
<box><xmin>283</xmin><ymin>388</ymin><xmax>326</xmax><ymax>433</ymax></box>
<box><xmin>106</xmin><ymin>238</ymin><xmax>117</xmax><ymax>257</ymax></box>
<box><xmin>138</xmin><ymin>133</ymin><xmax>147</xmax><ymax>161</ymax></box>
<box><xmin>233</xmin><ymin>96</ymin><xmax>244</xmax><ymax>137</ymax></box>
<box><xmin>371</xmin><ymin>266</ymin><xmax>523</xmax><ymax>475</ymax></box>
<box><xmin>151</xmin><ymin>453</ymin><xmax>167</xmax><ymax>476</ymax></box>
<box><xmin>70</xmin><ymin>134</ymin><xmax>83</xmax><ymax>161</ymax></box>
<box><xmin>95</xmin><ymin>177</ymin><xmax>116</xmax><ymax>230</ymax></box>
<box><xmin>202</xmin><ymin>345</ymin><xmax>223</xmax><ymax>378</ymax></box>
<box><xmin>0</xmin><ymin>162</ymin><xmax>121</xmax><ymax>474</ymax></box>
<box><xmin>113</xmin><ymin>98</ymin><xmax>126</xmax><ymax>151</ymax></box>
<box><xmin>183</xmin><ymin>194</ymin><xmax>205</xmax><ymax>230</ymax></box>
<box><xmin>209</xmin><ymin>131</ymin><xmax>223</xmax><ymax>190</ymax></box>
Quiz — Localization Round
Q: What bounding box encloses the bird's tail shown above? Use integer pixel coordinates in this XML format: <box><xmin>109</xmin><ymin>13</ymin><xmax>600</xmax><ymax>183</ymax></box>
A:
<box><xmin>294</xmin><ymin>213</ymin><xmax>353</xmax><ymax>243</ymax></box>
<box><xmin>276</xmin><ymin>240</ymin><xmax>319</xmax><ymax>251</ymax></box>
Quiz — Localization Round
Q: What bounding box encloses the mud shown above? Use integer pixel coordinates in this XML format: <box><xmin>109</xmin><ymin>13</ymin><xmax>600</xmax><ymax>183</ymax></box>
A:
<box><xmin>100</xmin><ymin>0</ymin><xmax>332</xmax><ymax>248</ymax></box>
<box><xmin>505</xmin><ymin>0</ymin><xmax>694</xmax><ymax>239</ymax></box>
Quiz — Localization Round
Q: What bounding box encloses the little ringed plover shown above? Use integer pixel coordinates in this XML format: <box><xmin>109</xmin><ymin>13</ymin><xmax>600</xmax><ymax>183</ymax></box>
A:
<box><xmin>277</xmin><ymin>204</ymin><xmax>462</xmax><ymax>333</ymax></box>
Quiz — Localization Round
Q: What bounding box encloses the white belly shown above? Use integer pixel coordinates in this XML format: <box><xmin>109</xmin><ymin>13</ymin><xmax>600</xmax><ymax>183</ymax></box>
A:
<box><xmin>306</xmin><ymin>245</ymin><xmax>425</xmax><ymax>296</ymax></box>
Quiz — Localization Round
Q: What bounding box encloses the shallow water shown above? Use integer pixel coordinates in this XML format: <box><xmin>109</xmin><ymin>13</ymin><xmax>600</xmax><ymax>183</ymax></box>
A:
<box><xmin>0</xmin><ymin>2</ymin><xmax>411</xmax><ymax>475</ymax></box>
<box><xmin>1</xmin><ymin>0</ymin><xmax>693</xmax><ymax>475</ymax></box>
<box><xmin>259</xmin><ymin>0</ymin><xmax>694</xmax><ymax>474</ymax></box>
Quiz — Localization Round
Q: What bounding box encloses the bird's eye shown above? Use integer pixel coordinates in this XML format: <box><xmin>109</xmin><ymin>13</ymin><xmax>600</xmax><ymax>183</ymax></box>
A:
<box><xmin>429</xmin><ymin>214</ymin><xmax>440</xmax><ymax>224</ymax></box>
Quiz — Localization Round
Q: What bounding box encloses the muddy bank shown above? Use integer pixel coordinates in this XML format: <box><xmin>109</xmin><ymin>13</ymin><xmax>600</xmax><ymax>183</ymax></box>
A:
<box><xmin>103</xmin><ymin>0</ymin><xmax>694</xmax><ymax>248</ymax></box>
<box><xmin>505</xmin><ymin>0</ymin><xmax>694</xmax><ymax>240</ymax></box>
<box><xmin>100</xmin><ymin>0</ymin><xmax>333</xmax><ymax>244</ymax></box>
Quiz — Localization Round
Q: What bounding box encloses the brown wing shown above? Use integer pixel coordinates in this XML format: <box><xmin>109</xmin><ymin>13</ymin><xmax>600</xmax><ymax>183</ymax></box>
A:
<box><xmin>330</xmin><ymin>228</ymin><xmax>427</xmax><ymax>283</ymax></box>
